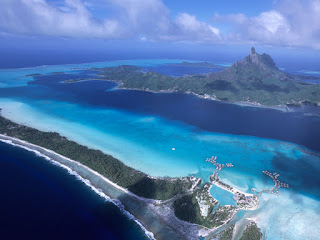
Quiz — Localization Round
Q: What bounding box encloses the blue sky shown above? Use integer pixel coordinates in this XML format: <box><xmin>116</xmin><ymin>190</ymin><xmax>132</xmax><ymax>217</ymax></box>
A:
<box><xmin>0</xmin><ymin>0</ymin><xmax>319</xmax><ymax>66</ymax></box>
<box><xmin>163</xmin><ymin>0</ymin><xmax>274</xmax><ymax>19</ymax></box>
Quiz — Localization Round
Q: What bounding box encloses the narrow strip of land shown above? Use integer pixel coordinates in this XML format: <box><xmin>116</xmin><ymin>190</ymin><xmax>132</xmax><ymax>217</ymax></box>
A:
<box><xmin>0</xmin><ymin>134</ymin><xmax>201</xmax><ymax>240</ymax></box>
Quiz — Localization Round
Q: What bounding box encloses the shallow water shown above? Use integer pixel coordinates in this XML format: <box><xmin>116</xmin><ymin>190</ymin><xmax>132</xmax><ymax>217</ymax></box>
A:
<box><xmin>1</xmin><ymin>60</ymin><xmax>320</xmax><ymax>239</ymax></box>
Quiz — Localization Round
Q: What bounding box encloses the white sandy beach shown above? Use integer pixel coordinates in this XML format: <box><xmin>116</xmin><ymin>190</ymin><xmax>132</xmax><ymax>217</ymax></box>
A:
<box><xmin>0</xmin><ymin>134</ymin><xmax>207</xmax><ymax>240</ymax></box>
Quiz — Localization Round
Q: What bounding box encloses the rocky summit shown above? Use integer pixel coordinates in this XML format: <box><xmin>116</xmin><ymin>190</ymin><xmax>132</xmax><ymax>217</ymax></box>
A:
<box><xmin>210</xmin><ymin>47</ymin><xmax>287</xmax><ymax>83</ymax></box>
<box><xmin>233</xmin><ymin>47</ymin><xmax>277</xmax><ymax>71</ymax></box>
<box><xmin>98</xmin><ymin>47</ymin><xmax>320</xmax><ymax>106</ymax></box>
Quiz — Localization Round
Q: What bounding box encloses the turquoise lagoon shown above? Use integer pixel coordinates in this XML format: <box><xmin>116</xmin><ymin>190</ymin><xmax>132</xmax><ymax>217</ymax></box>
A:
<box><xmin>1</xmin><ymin>61</ymin><xmax>320</xmax><ymax>239</ymax></box>
<box><xmin>1</xmin><ymin>97</ymin><xmax>320</xmax><ymax>239</ymax></box>
<box><xmin>0</xmin><ymin>59</ymin><xmax>195</xmax><ymax>88</ymax></box>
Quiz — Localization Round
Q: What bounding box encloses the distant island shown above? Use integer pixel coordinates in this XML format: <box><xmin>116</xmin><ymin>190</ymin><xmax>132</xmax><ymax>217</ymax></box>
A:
<box><xmin>91</xmin><ymin>47</ymin><xmax>320</xmax><ymax>107</ymax></box>
<box><xmin>50</xmin><ymin>71</ymin><xmax>66</xmax><ymax>74</ymax></box>
<box><xmin>25</xmin><ymin>73</ymin><xmax>42</xmax><ymax>77</ymax></box>
<box><xmin>166</xmin><ymin>61</ymin><xmax>223</xmax><ymax>68</ymax></box>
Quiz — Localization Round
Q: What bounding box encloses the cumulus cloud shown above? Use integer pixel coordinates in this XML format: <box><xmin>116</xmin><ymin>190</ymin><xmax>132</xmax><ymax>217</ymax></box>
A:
<box><xmin>146</xmin><ymin>12</ymin><xmax>221</xmax><ymax>42</ymax></box>
<box><xmin>214</xmin><ymin>11</ymin><xmax>291</xmax><ymax>44</ymax></box>
<box><xmin>275</xmin><ymin>0</ymin><xmax>320</xmax><ymax>47</ymax></box>
<box><xmin>109</xmin><ymin>0</ymin><xmax>171</xmax><ymax>35</ymax></box>
<box><xmin>1</xmin><ymin>0</ymin><xmax>318</xmax><ymax>49</ymax></box>
<box><xmin>0</xmin><ymin>0</ymin><xmax>221</xmax><ymax>42</ymax></box>
<box><xmin>0</xmin><ymin>0</ymin><xmax>123</xmax><ymax>38</ymax></box>
<box><xmin>213</xmin><ymin>0</ymin><xmax>320</xmax><ymax>49</ymax></box>
<box><xmin>170</xmin><ymin>13</ymin><xmax>221</xmax><ymax>41</ymax></box>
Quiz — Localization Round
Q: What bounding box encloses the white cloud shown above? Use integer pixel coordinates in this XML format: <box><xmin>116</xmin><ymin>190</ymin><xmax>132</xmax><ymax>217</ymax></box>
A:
<box><xmin>244</xmin><ymin>11</ymin><xmax>292</xmax><ymax>44</ymax></box>
<box><xmin>0</xmin><ymin>0</ymin><xmax>221</xmax><ymax>42</ymax></box>
<box><xmin>2</xmin><ymin>0</ymin><xmax>317</xmax><ymax>49</ymax></box>
<box><xmin>156</xmin><ymin>13</ymin><xmax>221</xmax><ymax>42</ymax></box>
<box><xmin>176</xmin><ymin>13</ymin><xmax>203</xmax><ymax>32</ymax></box>
<box><xmin>175</xmin><ymin>13</ymin><xmax>220</xmax><ymax>39</ymax></box>
<box><xmin>0</xmin><ymin>0</ymin><xmax>123</xmax><ymax>38</ymax></box>
<box><xmin>254</xmin><ymin>11</ymin><xmax>289</xmax><ymax>34</ymax></box>
<box><xmin>213</xmin><ymin>0</ymin><xmax>320</xmax><ymax>49</ymax></box>
<box><xmin>275</xmin><ymin>0</ymin><xmax>320</xmax><ymax>47</ymax></box>
<box><xmin>107</xmin><ymin>0</ymin><xmax>172</xmax><ymax>38</ymax></box>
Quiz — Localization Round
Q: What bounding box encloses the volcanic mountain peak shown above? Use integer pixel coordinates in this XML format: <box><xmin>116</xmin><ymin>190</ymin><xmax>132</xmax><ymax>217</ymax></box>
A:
<box><xmin>233</xmin><ymin>47</ymin><xmax>277</xmax><ymax>71</ymax></box>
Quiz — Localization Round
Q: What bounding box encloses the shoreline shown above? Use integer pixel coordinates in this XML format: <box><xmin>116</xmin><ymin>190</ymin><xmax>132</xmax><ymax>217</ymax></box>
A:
<box><xmin>210</xmin><ymin>178</ymin><xmax>260</xmax><ymax>211</ymax></box>
<box><xmin>0</xmin><ymin>137</ymin><xmax>156</xmax><ymax>240</ymax></box>
<box><xmin>186</xmin><ymin>91</ymin><xmax>292</xmax><ymax>112</ymax></box>
<box><xmin>101</xmin><ymin>80</ymin><xmax>294</xmax><ymax>112</ymax></box>
<box><xmin>0</xmin><ymin>58</ymin><xmax>188</xmax><ymax>71</ymax></box>
<box><xmin>211</xmin><ymin>179</ymin><xmax>253</xmax><ymax>197</ymax></box>
<box><xmin>64</xmin><ymin>77</ymin><xmax>303</xmax><ymax>112</ymax></box>
<box><xmin>0</xmin><ymin>134</ymin><xmax>206</xmax><ymax>240</ymax></box>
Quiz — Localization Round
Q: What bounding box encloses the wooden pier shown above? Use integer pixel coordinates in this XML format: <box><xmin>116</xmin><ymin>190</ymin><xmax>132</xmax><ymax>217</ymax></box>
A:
<box><xmin>206</xmin><ymin>156</ymin><xmax>233</xmax><ymax>173</ymax></box>
<box><xmin>256</xmin><ymin>170</ymin><xmax>290</xmax><ymax>196</ymax></box>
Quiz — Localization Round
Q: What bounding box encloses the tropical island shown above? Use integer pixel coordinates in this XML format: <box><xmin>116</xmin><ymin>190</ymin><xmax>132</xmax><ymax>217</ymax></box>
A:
<box><xmin>25</xmin><ymin>73</ymin><xmax>42</xmax><ymax>77</ymax></box>
<box><xmin>0</xmin><ymin>114</ymin><xmax>195</xmax><ymax>201</ymax></box>
<box><xmin>0</xmin><ymin>112</ymin><xmax>267</xmax><ymax>239</ymax></box>
<box><xmin>13</xmin><ymin>47</ymin><xmax>307</xmax><ymax>239</ymax></box>
<box><xmin>165</xmin><ymin>61</ymin><xmax>224</xmax><ymax>68</ymax></box>
<box><xmin>84</xmin><ymin>47</ymin><xmax>320</xmax><ymax>107</ymax></box>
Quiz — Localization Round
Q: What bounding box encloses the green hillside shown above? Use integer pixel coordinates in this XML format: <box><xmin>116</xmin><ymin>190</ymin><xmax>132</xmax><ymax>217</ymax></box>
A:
<box><xmin>95</xmin><ymin>48</ymin><xmax>320</xmax><ymax>107</ymax></box>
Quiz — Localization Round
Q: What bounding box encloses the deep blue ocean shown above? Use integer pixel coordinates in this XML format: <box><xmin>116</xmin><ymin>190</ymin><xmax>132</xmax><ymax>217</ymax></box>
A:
<box><xmin>0</xmin><ymin>56</ymin><xmax>320</xmax><ymax>239</ymax></box>
<box><xmin>0</xmin><ymin>142</ymin><xmax>149</xmax><ymax>240</ymax></box>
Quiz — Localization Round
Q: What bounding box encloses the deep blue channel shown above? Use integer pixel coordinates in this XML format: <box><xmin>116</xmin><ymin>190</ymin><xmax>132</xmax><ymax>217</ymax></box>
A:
<box><xmin>0</xmin><ymin>142</ymin><xmax>149</xmax><ymax>240</ymax></box>
<box><xmin>0</xmin><ymin>69</ymin><xmax>319</xmax><ymax>151</ymax></box>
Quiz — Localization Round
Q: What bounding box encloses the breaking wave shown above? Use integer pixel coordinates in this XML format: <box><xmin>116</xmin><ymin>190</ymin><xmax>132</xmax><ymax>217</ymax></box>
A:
<box><xmin>0</xmin><ymin>139</ymin><xmax>156</xmax><ymax>240</ymax></box>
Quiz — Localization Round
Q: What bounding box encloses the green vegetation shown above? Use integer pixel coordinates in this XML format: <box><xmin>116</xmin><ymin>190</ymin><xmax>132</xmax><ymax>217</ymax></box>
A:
<box><xmin>97</xmin><ymin>65</ymin><xmax>211</xmax><ymax>93</ymax></box>
<box><xmin>0</xmin><ymin>115</ymin><xmax>194</xmax><ymax>200</ymax></box>
<box><xmin>209</xmin><ymin>206</ymin><xmax>237</xmax><ymax>227</ymax></box>
<box><xmin>25</xmin><ymin>73</ymin><xmax>42</xmax><ymax>77</ymax></box>
<box><xmin>195</xmin><ymin>182</ymin><xmax>218</xmax><ymax>219</ymax></box>
<box><xmin>64</xmin><ymin>79</ymin><xmax>94</xmax><ymax>83</ymax></box>
<box><xmin>210</xmin><ymin>224</ymin><xmax>234</xmax><ymax>240</ymax></box>
<box><xmin>167</xmin><ymin>61</ymin><xmax>223</xmax><ymax>68</ymax></box>
<box><xmin>196</xmin><ymin>182</ymin><xmax>217</xmax><ymax>207</ymax></box>
<box><xmin>219</xmin><ymin>224</ymin><xmax>235</xmax><ymax>240</ymax></box>
<box><xmin>96</xmin><ymin>48</ymin><xmax>320</xmax><ymax>106</ymax></box>
<box><xmin>173</xmin><ymin>195</ymin><xmax>200</xmax><ymax>223</ymax></box>
<box><xmin>97</xmin><ymin>65</ymin><xmax>179</xmax><ymax>92</ymax></box>
<box><xmin>50</xmin><ymin>72</ymin><xmax>65</xmax><ymax>74</ymax></box>
<box><xmin>173</xmin><ymin>184</ymin><xmax>237</xmax><ymax>228</ymax></box>
<box><xmin>240</xmin><ymin>222</ymin><xmax>262</xmax><ymax>240</ymax></box>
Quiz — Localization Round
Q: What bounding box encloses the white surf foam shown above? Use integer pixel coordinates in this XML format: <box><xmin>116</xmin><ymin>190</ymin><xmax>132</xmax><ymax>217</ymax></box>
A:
<box><xmin>0</xmin><ymin>139</ymin><xmax>156</xmax><ymax>240</ymax></box>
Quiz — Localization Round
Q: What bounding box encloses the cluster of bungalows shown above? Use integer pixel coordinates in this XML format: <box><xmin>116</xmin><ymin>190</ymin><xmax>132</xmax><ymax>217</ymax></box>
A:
<box><xmin>206</xmin><ymin>156</ymin><xmax>234</xmax><ymax>172</ymax></box>
<box><xmin>259</xmin><ymin>171</ymin><xmax>290</xmax><ymax>196</ymax></box>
